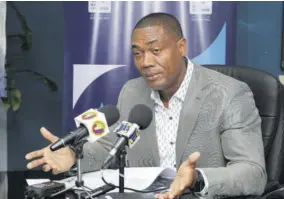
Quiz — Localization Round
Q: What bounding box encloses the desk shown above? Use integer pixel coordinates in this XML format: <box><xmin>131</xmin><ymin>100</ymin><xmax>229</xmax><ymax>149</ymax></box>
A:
<box><xmin>3</xmin><ymin>171</ymin><xmax>165</xmax><ymax>199</ymax></box>
<box><xmin>1</xmin><ymin>171</ymin><xmax>263</xmax><ymax>199</ymax></box>
<box><xmin>3</xmin><ymin>171</ymin><xmax>159</xmax><ymax>199</ymax></box>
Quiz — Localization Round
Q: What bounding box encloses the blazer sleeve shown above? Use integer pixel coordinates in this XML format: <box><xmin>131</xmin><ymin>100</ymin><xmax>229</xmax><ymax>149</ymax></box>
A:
<box><xmin>201</xmin><ymin>82</ymin><xmax>267</xmax><ymax>198</ymax></box>
<box><xmin>80</xmin><ymin>81</ymin><xmax>129</xmax><ymax>173</ymax></box>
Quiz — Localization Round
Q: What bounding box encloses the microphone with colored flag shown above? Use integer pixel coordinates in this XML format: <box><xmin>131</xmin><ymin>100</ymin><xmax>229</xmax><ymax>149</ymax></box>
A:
<box><xmin>50</xmin><ymin>105</ymin><xmax>120</xmax><ymax>152</ymax></box>
<box><xmin>102</xmin><ymin>104</ymin><xmax>153</xmax><ymax>169</ymax></box>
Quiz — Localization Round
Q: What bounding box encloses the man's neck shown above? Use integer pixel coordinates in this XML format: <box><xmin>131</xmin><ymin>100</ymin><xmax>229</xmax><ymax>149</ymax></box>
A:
<box><xmin>159</xmin><ymin>59</ymin><xmax>187</xmax><ymax>108</ymax></box>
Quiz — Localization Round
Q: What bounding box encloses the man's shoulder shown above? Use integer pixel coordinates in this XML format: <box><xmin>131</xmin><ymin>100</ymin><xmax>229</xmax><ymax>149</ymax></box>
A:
<box><xmin>198</xmin><ymin>64</ymin><xmax>252</xmax><ymax>97</ymax></box>
<box><xmin>117</xmin><ymin>77</ymin><xmax>151</xmax><ymax>118</ymax></box>
<box><xmin>122</xmin><ymin>76</ymin><xmax>150</xmax><ymax>92</ymax></box>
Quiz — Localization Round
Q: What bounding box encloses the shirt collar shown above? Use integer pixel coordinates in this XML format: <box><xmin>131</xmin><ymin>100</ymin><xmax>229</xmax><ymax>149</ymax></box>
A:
<box><xmin>150</xmin><ymin>57</ymin><xmax>194</xmax><ymax>104</ymax></box>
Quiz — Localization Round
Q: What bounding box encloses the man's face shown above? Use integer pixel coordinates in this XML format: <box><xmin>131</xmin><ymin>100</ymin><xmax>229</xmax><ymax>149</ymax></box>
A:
<box><xmin>131</xmin><ymin>26</ymin><xmax>186</xmax><ymax>91</ymax></box>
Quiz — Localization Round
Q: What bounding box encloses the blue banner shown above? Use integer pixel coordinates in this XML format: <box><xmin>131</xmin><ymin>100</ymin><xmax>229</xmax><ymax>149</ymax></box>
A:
<box><xmin>63</xmin><ymin>1</ymin><xmax>237</xmax><ymax>133</ymax></box>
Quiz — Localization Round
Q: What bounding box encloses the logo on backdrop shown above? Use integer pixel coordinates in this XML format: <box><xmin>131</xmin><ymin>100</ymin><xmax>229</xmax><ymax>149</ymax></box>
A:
<box><xmin>88</xmin><ymin>1</ymin><xmax>111</xmax><ymax>20</ymax></box>
<box><xmin>72</xmin><ymin>64</ymin><xmax>126</xmax><ymax>108</ymax></box>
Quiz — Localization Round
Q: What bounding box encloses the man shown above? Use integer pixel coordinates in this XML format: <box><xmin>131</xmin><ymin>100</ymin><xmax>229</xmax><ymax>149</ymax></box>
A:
<box><xmin>25</xmin><ymin>13</ymin><xmax>267</xmax><ymax>199</ymax></box>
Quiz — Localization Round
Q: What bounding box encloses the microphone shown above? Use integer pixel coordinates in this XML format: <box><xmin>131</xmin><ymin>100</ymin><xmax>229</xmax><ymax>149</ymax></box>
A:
<box><xmin>102</xmin><ymin>104</ymin><xmax>153</xmax><ymax>168</ymax></box>
<box><xmin>50</xmin><ymin>105</ymin><xmax>120</xmax><ymax>152</ymax></box>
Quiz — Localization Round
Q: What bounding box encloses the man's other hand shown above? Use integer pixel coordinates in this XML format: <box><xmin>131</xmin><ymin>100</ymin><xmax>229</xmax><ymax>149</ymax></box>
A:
<box><xmin>25</xmin><ymin>127</ymin><xmax>76</xmax><ymax>175</ymax></box>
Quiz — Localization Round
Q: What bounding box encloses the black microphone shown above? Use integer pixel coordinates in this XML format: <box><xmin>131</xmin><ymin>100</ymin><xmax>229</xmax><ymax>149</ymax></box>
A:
<box><xmin>102</xmin><ymin>104</ymin><xmax>153</xmax><ymax>168</ymax></box>
<box><xmin>50</xmin><ymin>105</ymin><xmax>120</xmax><ymax>152</ymax></box>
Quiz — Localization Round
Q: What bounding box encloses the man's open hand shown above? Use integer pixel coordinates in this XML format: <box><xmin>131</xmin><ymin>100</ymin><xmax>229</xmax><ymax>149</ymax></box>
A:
<box><xmin>155</xmin><ymin>152</ymin><xmax>201</xmax><ymax>199</ymax></box>
<box><xmin>25</xmin><ymin>127</ymin><xmax>76</xmax><ymax>175</ymax></box>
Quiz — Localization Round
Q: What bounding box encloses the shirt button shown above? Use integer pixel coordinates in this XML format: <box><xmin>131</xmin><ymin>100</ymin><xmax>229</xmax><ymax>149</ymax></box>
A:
<box><xmin>169</xmin><ymin>116</ymin><xmax>173</xmax><ymax>120</ymax></box>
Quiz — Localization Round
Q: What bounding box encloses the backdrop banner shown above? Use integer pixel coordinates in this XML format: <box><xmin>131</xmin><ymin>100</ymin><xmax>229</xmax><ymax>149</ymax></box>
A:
<box><xmin>63</xmin><ymin>1</ymin><xmax>237</xmax><ymax>132</ymax></box>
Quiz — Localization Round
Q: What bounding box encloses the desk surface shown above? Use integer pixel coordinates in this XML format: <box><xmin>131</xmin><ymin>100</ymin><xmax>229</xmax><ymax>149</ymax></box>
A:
<box><xmin>1</xmin><ymin>171</ymin><xmax>190</xmax><ymax>199</ymax></box>
<box><xmin>2</xmin><ymin>171</ymin><xmax>159</xmax><ymax>199</ymax></box>
<box><xmin>1</xmin><ymin>171</ymin><xmax>262</xmax><ymax>199</ymax></box>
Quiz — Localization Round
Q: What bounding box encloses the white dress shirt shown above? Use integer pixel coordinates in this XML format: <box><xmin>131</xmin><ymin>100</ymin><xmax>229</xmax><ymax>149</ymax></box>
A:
<box><xmin>150</xmin><ymin>57</ymin><xmax>208</xmax><ymax>197</ymax></box>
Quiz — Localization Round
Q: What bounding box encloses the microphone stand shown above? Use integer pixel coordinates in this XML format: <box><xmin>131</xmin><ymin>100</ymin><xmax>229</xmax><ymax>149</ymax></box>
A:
<box><xmin>74</xmin><ymin>144</ymin><xmax>84</xmax><ymax>188</ymax></box>
<box><xmin>118</xmin><ymin>146</ymin><xmax>127</xmax><ymax>193</ymax></box>
<box><xmin>72</xmin><ymin>139</ymin><xmax>90</xmax><ymax>199</ymax></box>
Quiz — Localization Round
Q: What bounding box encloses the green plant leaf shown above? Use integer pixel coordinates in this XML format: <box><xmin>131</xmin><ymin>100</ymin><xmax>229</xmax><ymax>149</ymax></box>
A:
<box><xmin>4</xmin><ymin>2</ymin><xmax>58</xmax><ymax>112</ymax></box>
<box><xmin>7</xmin><ymin>2</ymin><xmax>32</xmax><ymax>51</ymax></box>
<box><xmin>42</xmin><ymin>77</ymin><xmax>58</xmax><ymax>91</ymax></box>
<box><xmin>20</xmin><ymin>34</ymin><xmax>32</xmax><ymax>51</ymax></box>
<box><xmin>5</xmin><ymin>68</ymin><xmax>58</xmax><ymax>91</ymax></box>
<box><xmin>29</xmin><ymin>70</ymin><xmax>58</xmax><ymax>91</ymax></box>
<box><xmin>10</xmin><ymin>88</ymin><xmax>21</xmax><ymax>111</ymax></box>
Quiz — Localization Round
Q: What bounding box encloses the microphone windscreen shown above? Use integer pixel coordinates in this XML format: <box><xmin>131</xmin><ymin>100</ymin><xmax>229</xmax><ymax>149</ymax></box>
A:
<box><xmin>128</xmin><ymin>104</ymin><xmax>153</xmax><ymax>130</ymax></box>
<box><xmin>98</xmin><ymin>105</ymin><xmax>120</xmax><ymax>126</ymax></box>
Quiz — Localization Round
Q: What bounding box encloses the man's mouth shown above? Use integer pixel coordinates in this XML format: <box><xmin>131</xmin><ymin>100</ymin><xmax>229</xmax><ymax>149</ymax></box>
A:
<box><xmin>144</xmin><ymin>73</ymin><xmax>161</xmax><ymax>81</ymax></box>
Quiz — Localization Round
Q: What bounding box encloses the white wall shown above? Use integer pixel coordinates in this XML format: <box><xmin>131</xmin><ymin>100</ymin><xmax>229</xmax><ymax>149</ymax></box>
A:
<box><xmin>0</xmin><ymin>1</ymin><xmax>7</xmax><ymax>199</ymax></box>
<box><xmin>0</xmin><ymin>1</ymin><xmax>7</xmax><ymax>172</ymax></box>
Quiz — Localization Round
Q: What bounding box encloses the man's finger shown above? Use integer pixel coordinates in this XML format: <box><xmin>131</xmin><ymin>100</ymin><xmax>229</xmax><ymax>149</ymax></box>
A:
<box><xmin>158</xmin><ymin>192</ymin><xmax>172</xmax><ymax>199</ymax></box>
<box><xmin>42</xmin><ymin>164</ymin><xmax>51</xmax><ymax>172</ymax></box>
<box><xmin>40</xmin><ymin>127</ymin><xmax>59</xmax><ymax>143</ymax></box>
<box><xmin>27</xmin><ymin>158</ymin><xmax>46</xmax><ymax>169</ymax></box>
<box><xmin>168</xmin><ymin>185</ymin><xmax>180</xmax><ymax>199</ymax></box>
<box><xmin>156</xmin><ymin>193</ymin><xmax>166</xmax><ymax>199</ymax></box>
<box><xmin>25</xmin><ymin>149</ymin><xmax>44</xmax><ymax>160</ymax></box>
<box><xmin>183</xmin><ymin>151</ymin><xmax>200</xmax><ymax>168</ymax></box>
<box><xmin>52</xmin><ymin>167</ymin><xmax>61</xmax><ymax>175</ymax></box>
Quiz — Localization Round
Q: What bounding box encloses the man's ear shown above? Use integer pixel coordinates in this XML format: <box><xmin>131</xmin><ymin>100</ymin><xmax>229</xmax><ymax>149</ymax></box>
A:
<box><xmin>178</xmin><ymin>38</ymin><xmax>187</xmax><ymax>57</ymax></box>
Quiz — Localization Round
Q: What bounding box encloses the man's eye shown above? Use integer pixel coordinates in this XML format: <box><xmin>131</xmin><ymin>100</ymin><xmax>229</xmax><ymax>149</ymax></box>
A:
<box><xmin>153</xmin><ymin>49</ymin><xmax>161</xmax><ymax>54</ymax></box>
<box><xmin>133</xmin><ymin>52</ymin><xmax>141</xmax><ymax>56</ymax></box>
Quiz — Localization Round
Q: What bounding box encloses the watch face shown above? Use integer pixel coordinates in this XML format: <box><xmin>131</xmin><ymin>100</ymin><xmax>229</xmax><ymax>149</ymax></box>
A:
<box><xmin>190</xmin><ymin>170</ymin><xmax>205</xmax><ymax>192</ymax></box>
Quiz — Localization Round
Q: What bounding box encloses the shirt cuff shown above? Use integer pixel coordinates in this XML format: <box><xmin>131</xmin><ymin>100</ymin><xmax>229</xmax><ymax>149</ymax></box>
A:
<box><xmin>194</xmin><ymin>168</ymin><xmax>209</xmax><ymax>197</ymax></box>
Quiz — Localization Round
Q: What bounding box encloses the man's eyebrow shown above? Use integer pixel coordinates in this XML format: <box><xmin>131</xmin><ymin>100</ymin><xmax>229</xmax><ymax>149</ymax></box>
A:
<box><xmin>131</xmin><ymin>39</ymin><xmax>160</xmax><ymax>49</ymax></box>
<box><xmin>131</xmin><ymin>44</ymin><xmax>140</xmax><ymax>49</ymax></box>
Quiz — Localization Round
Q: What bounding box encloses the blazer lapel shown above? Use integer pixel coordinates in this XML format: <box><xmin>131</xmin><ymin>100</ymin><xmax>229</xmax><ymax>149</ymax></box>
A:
<box><xmin>144</xmin><ymin>100</ymin><xmax>160</xmax><ymax>166</ymax></box>
<box><xmin>139</xmin><ymin>86</ymin><xmax>160</xmax><ymax>166</ymax></box>
<box><xmin>176</xmin><ymin>64</ymin><xmax>209</xmax><ymax>166</ymax></box>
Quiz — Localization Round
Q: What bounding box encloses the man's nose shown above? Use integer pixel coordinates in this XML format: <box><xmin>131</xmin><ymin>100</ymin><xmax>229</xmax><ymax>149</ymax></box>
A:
<box><xmin>142</xmin><ymin>52</ymin><xmax>155</xmax><ymax>68</ymax></box>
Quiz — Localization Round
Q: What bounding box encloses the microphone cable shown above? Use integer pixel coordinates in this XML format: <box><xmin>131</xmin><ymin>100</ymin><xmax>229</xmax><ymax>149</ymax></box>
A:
<box><xmin>100</xmin><ymin>168</ymin><xmax>168</xmax><ymax>194</ymax></box>
<box><xmin>100</xmin><ymin>167</ymin><xmax>195</xmax><ymax>197</ymax></box>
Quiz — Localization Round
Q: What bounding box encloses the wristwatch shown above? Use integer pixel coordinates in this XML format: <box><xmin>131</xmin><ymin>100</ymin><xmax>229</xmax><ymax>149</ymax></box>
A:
<box><xmin>189</xmin><ymin>169</ymin><xmax>205</xmax><ymax>192</ymax></box>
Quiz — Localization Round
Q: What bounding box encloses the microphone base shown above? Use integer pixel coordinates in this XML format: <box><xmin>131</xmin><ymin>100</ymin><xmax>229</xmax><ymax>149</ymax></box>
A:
<box><xmin>75</xmin><ymin>180</ymin><xmax>84</xmax><ymax>187</ymax></box>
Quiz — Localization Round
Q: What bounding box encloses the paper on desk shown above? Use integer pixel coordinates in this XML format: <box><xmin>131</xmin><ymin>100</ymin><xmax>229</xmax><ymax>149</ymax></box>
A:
<box><xmin>63</xmin><ymin>167</ymin><xmax>176</xmax><ymax>192</ymax></box>
<box><xmin>26</xmin><ymin>179</ymin><xmax>50</xmax><ymax>185</ymax></box>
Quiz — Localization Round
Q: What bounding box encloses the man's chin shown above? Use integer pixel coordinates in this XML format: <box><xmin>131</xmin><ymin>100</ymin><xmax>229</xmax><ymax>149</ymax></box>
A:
<box><xmin>141</xmin><ymin>76</ymin><xmax>166</xmax><ymax>89</ymax></box>
<box><xmin>146</xmin><ymin>81</ymin><xmax>166</xmax><ymax>91</ymax></box>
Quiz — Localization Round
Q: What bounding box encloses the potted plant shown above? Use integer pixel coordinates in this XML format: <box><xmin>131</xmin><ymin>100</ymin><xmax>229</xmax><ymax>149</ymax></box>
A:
<box><xmin>1</xmin><ymin>2</ymin><xmax>57</xmax><ymax>111</ymax></box>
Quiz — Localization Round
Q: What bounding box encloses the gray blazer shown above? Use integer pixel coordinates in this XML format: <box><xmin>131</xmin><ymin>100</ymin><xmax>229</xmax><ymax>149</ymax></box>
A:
<box><xmin>82</xmin><ymin>63</ymin><xmax>267</xmax><ymax>198</ymax></box>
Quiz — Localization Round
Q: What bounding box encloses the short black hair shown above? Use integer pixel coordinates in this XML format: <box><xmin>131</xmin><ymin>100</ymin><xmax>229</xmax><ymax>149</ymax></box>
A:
<box><xmin>133</xmin><ymin>12</ymin><xmax>184</xmax><ymax>40</ymax></box>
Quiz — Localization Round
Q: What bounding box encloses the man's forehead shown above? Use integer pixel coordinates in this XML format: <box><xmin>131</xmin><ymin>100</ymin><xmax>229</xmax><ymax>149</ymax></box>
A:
<box><xmin>133</xmin><ymin>25</ymin><xmax>164</xmax><ymax>34</ymax></box>
<box><xmin>131</xmin><ymin>26</ymin><xmax>170</xmax><ymax>45</ymax></box>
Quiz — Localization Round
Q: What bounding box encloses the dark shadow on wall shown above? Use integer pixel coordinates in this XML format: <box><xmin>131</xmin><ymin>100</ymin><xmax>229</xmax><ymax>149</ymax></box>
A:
<box><xmin>6</xmin><ymin>1</ymin><xmax>64</xmax><ymax>171</ymax></box>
